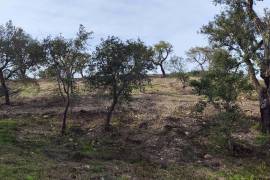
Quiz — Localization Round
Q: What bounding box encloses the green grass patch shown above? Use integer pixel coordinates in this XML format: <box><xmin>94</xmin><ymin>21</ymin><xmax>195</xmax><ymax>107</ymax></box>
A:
<box><xmin>255</xmin><ymin>133</ymin><xmax>270</xmax><ymax>145</ymax></box>
<box><xmin>218</xmin><ymin>161</ymin><xmax>270</xmax><ymax>179</ymax></box>
<box><xmin>0</xmin><ymin>120</ymin><xmax>17</xmax><ymax>145</ymax></box>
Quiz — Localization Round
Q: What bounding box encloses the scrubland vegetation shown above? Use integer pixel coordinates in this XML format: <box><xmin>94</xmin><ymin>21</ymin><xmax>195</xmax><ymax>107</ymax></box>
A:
<box><xmin>1</xmin><ymin>0</ymin><xmax>270</xmax><ymax>179</ymax></box>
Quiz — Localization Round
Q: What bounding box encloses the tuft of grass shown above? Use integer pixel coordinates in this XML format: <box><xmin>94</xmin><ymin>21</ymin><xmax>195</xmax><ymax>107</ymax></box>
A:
<box><xmin>0</xmin><ymin>120</ymin><xmax>17</xmax><ymax>145</ymax></box>
<box><xmin>80</xmin><ymin>140</ymin><xmax>96</xmax><ymax>155</ymax></box>
<box><xmin>18</xmin><ymin>83</ymin><xmax>41</xmax><ymax>97</ymax></box>
<box><xmin>255</xmin><ymin>133</ymin><xmax>270</xmax><ymax>145</ymax></box>
<box><xmin>218</xmin><ymin>161</ymin><xmax>270</xmax><ymax>179</ymax></box>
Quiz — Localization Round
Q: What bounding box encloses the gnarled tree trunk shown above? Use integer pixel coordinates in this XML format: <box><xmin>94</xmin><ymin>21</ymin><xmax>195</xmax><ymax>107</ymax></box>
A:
<box><xmin>61</xmin><ymin>93</ymin><xmax>70</xmax><ymax>135</ymax></box>
<box><xmin>160</xmin><ymin>64</ymin><xmax>166</xmax><ymax>77</ymax></box>
<box><xmin>247</xmin><ymin>0</ymin><xmax>270</xmax><ymax>133</ymax></box>
<box><xmin>105</xmin><ymin>97</ymin><xmax>117</xmax><ymax>131</ymax></box>
<box><xmin>0</xmin><ymin>69</ymin><xmax>10</xmax><ymax>105</ymax></box>
<box><xmin>260</xmin><ymin>87</ymin><xmax>270</xmax><ymax>133</ymax></box>
<box><xmin>259</xmin><ymin>42</ymin><xmax>270</xmax><ymax>133</ymax></box>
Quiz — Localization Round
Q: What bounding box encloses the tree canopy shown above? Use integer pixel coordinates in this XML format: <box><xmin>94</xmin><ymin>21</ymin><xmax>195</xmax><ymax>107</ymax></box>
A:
<box><xmin>152</xmin><ymin>41</ymin><xmax>173</xmax><ymax>77</ymax></box>
<box><xmin>90</xmin><ymin>36</ymin><xmax>154</xmax><ymax>129</ymax></box>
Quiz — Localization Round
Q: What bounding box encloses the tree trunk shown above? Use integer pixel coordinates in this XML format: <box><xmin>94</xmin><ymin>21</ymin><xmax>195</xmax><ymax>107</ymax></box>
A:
<box><xmin>0</xmin><ymin>70</ymin><xmax>10</xmax><ymax>105</ymax></box>
<box><xmin>160</xmin><ymin>65</ymin><xmax>166</xmax><ymax>77</ymax></box>
<box><xmin>180</xmin><ymin>79</ymin><xmax>186</xmax><ymax>89</ymax></box>
<box><xmin>244</xmin><ymin>57</ymin><xmax>261</xmax><ymax>93</ymax></box>
<box><xmin>61</xmin><ymin>93</ymin><xmax>70</xmax><ymax>135</ymax></box>
<box><xmin>19</xmin><ymin>69</ymin><xmax>27</xmax><ymax>80</ymax></box>
<box><xmin>199</xmin><ymin>64</ymin><xmax>205</xmax><ymax>72</ymax></box>
<box><xmin>259</xmin><ymin>86</ymin><xmax>270</xmax><ymax>133</ymax></box>
<box><xmin>246</xmin><ymin>0</ymin><xmax>270</xmax><ymax>133</ymax></box>
<box><xmin>80</xmin><ymin>70</ymin><xmax>85</xmax><ymax>79</ymax></box>
<box><xmin>105</xmin><ymin>98</ymin><xmax>117</xmax><ymax>131</ymax></box>
<box><xmin>259</xmin><ymin>41</ymin><xmax>270</xmax><ymax>133</ymax></box>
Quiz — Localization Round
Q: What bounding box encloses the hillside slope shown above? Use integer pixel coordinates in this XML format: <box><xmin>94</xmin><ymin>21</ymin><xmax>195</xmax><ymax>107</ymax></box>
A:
<box><xmin>0</xmin><ymin>77</ymin><xmax>269</xmax><ymax>179</ymax></box>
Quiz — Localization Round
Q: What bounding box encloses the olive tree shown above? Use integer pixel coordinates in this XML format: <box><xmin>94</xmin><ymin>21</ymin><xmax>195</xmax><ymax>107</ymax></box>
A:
<box><xmin>12</xmin><ymin>28</ymin><xmax>44</xmax><ymax>80</ymax></box>
<box><xmin>190</xmin><ymin>48</ymin><xmax>253</xmax><ymax>151</ymax></box>
<box><xmin>169</xmin><ymin>55</ymin><xmax>189</xmax><ymax>88</ymax></box>
<box><xmin>90</xmin><ymin>36</ymin><xmax>154</xmax><ymax>130</ymax></box>
<box><xmin>201</xmin><ymin>0</ymin><xmax>270</xmax><ymax>133</ymax></box>
<box><xmin>190</xmin><ymin>49</ymin><xmax>252</xmax><ymax>110</ymax></box>
<box><xmin>186</xmin><ymin>47</ymin><xmax>212</xmax><ymax>72</ymax></box>
<box><xmin>44</xmin><ymin>25</ymin><xmax>92</xmax><ymax>135</ymax></box>
<box><xmin>152</xmin><ymin>41</ymin><xmax>173</xmax><ymax>77</ymax></box>
<box><xmin>0</xmin><ymin>21</ymin><xmax>43</xmax><ymax>105</ymax></box>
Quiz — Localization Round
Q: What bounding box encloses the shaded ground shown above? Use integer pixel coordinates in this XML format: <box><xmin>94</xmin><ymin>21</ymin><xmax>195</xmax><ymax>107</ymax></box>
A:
<box><xmin>0</xmin><ymin>77</ymin><xmax>270</xmax><ymax>179</ymax></box>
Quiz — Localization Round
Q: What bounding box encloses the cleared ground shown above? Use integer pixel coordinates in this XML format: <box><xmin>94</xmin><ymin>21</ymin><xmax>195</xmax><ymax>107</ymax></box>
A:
<box><xmin>0</xmin><ymin>77</ymin><xmax>269</xmax><ymax>179</ymax></box>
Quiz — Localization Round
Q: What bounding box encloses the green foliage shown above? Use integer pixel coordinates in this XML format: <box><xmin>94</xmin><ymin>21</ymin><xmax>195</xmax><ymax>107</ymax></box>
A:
<box><xmin>89</xmin><ymin>36</ymin><xmax>155</xmax><ymax>126</ymax></box>
<box><xmin>38</xmin><ymin>67</ymin><xmax>57</xmax><ymax>80</ymax></box>
<box><xmin>255</xmin><ymin>133</ymin><xmax>270</xmax><ymax>145</ymax></box>
<box><xmin>90</xmin><ymin>36</ymin><xmax>154</xmax><ymax>102</ymax></box>
<box><xmin>43</xmin><ymin>24</ymin><xmax>92</xmax><ymax>88</ymax></box>
<box><xmin>189</xmin><ymin>79</ymin><xmax>204</xmax><ymax>95</ymax></box>
<box><xmin>186</xmin><ymin>46</ymin><xmax>212</xmax><ymax>71</ymax></box>
<box><xmin>192</xmin><ymin>100</ymin><xmax>207</xmax><ymax>114</ymax></box>
<box><xmin>201</xmin><ymin>0</ymin><xmax>262</xmax><ymax>94</ymax></box>
<box><xmin>190</xmin><ymin>48</ymin><xmax>253</xmax><ymax>153</ymax></box>
<box><xmin>176</xmin><ymin>72</ymin><xmax>189</xmax><ymax>88</ymax></box>
<box><xmin>0</xmin><ymin>20</ymin><xmax>44</xmax><ymax>104</ymax></box>
<box><xmin>169</xmin><ymin>55</ymin><xmax>184</xmax><ymax>73</ymax></box>
<box><xmin>12</xmin><ymin>28</ymin><xmax>45</xmax><ymax>80</ymax></box>
<box><xmin>220</xmin><ymin>161</ymin><xmax>270</xmax><ymax>180</ymax></box>
<box><xmin>187</xmin><ymin>70</ymin><xmax>202</xmax><ymax>77</ymax></box>
<box><xmin>153</xmin><ymin>41</ymin><xmax>173</xmax><ymax>65</ymax></box>
<box><xmin>152</xmin><ymin>41</ymin><xmax>173</xmax><ymax>76</ymax></box>
<box><xmin>201</xmin><ymin>1</ymin><xmax>257</xmax><ymax>52</ymax></box>
<box><xmin>168</xmin><ymin>55</ymin><xmax>189</xmax><ymax>87</ymax></box>
<box><xmin>207</xmin><ymin>108</ymin><xmax>243</xmax><ymax>154</ymax></box>
<box><xmin>0</xmin><ymin>21</ymin><xmax>44</xmax><ymax>80</ymax></box>
<box><xmin>190</xmin><ymin>49</ymin><xmax>253</xmax><ymax>109</ymax></box>
<box><xmin>43</xmin><ymin>25</ymin><xmax>92</xmax><ymax>134</ymax></box>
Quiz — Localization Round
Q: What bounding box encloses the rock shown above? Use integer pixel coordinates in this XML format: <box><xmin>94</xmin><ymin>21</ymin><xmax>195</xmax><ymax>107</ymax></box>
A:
<box><xmin>43</xmin><ymin>115</ymin><xmax>49</xmax><ymax>119</ymax></box>
<box><xmin>204</xmin><ymin>154</ymin><xmax>213</xmax><ymax>159</ymax></box>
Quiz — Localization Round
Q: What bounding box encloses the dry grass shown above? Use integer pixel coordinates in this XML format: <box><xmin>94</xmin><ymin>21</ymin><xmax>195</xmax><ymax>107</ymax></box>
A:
<box><xmin>0</xmin><ymin>77</ymin><xmax>269</xmax><ymax>179</ymax></box>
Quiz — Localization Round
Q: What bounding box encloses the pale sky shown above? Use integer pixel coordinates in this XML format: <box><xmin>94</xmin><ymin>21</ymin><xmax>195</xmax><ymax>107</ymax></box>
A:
<box><xmin>0</xmin><ymin>0</ymin><xmax>269</xmax><ymax>61</ymax></box>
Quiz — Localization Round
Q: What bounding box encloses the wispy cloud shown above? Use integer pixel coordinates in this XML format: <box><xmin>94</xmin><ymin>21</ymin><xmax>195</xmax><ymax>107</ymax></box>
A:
<box><xmin>0</xmin><ymin>0</ymin><xmax>269</xmax><ymax>57</ymax></box>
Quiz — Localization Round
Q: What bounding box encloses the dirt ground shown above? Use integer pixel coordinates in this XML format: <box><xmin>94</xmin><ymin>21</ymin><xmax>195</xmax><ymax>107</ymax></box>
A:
<box><xmin>0</xmin><ymin>77</ymin><xmax>270</xmax><ymax>179</ymax></box>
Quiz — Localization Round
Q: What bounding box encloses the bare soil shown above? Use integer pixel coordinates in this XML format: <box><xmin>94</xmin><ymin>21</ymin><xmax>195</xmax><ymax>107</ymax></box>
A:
<box><xmin>0</xmin><ymin>77</ymin><xmax>269</xmax><ymax>179</ymax></box>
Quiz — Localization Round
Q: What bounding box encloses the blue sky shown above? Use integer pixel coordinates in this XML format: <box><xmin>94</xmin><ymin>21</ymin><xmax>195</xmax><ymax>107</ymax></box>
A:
<box><xmin>0</xmin><ymin>0</ymin><xmax>269</xmax><ymax>60</ymax></box>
